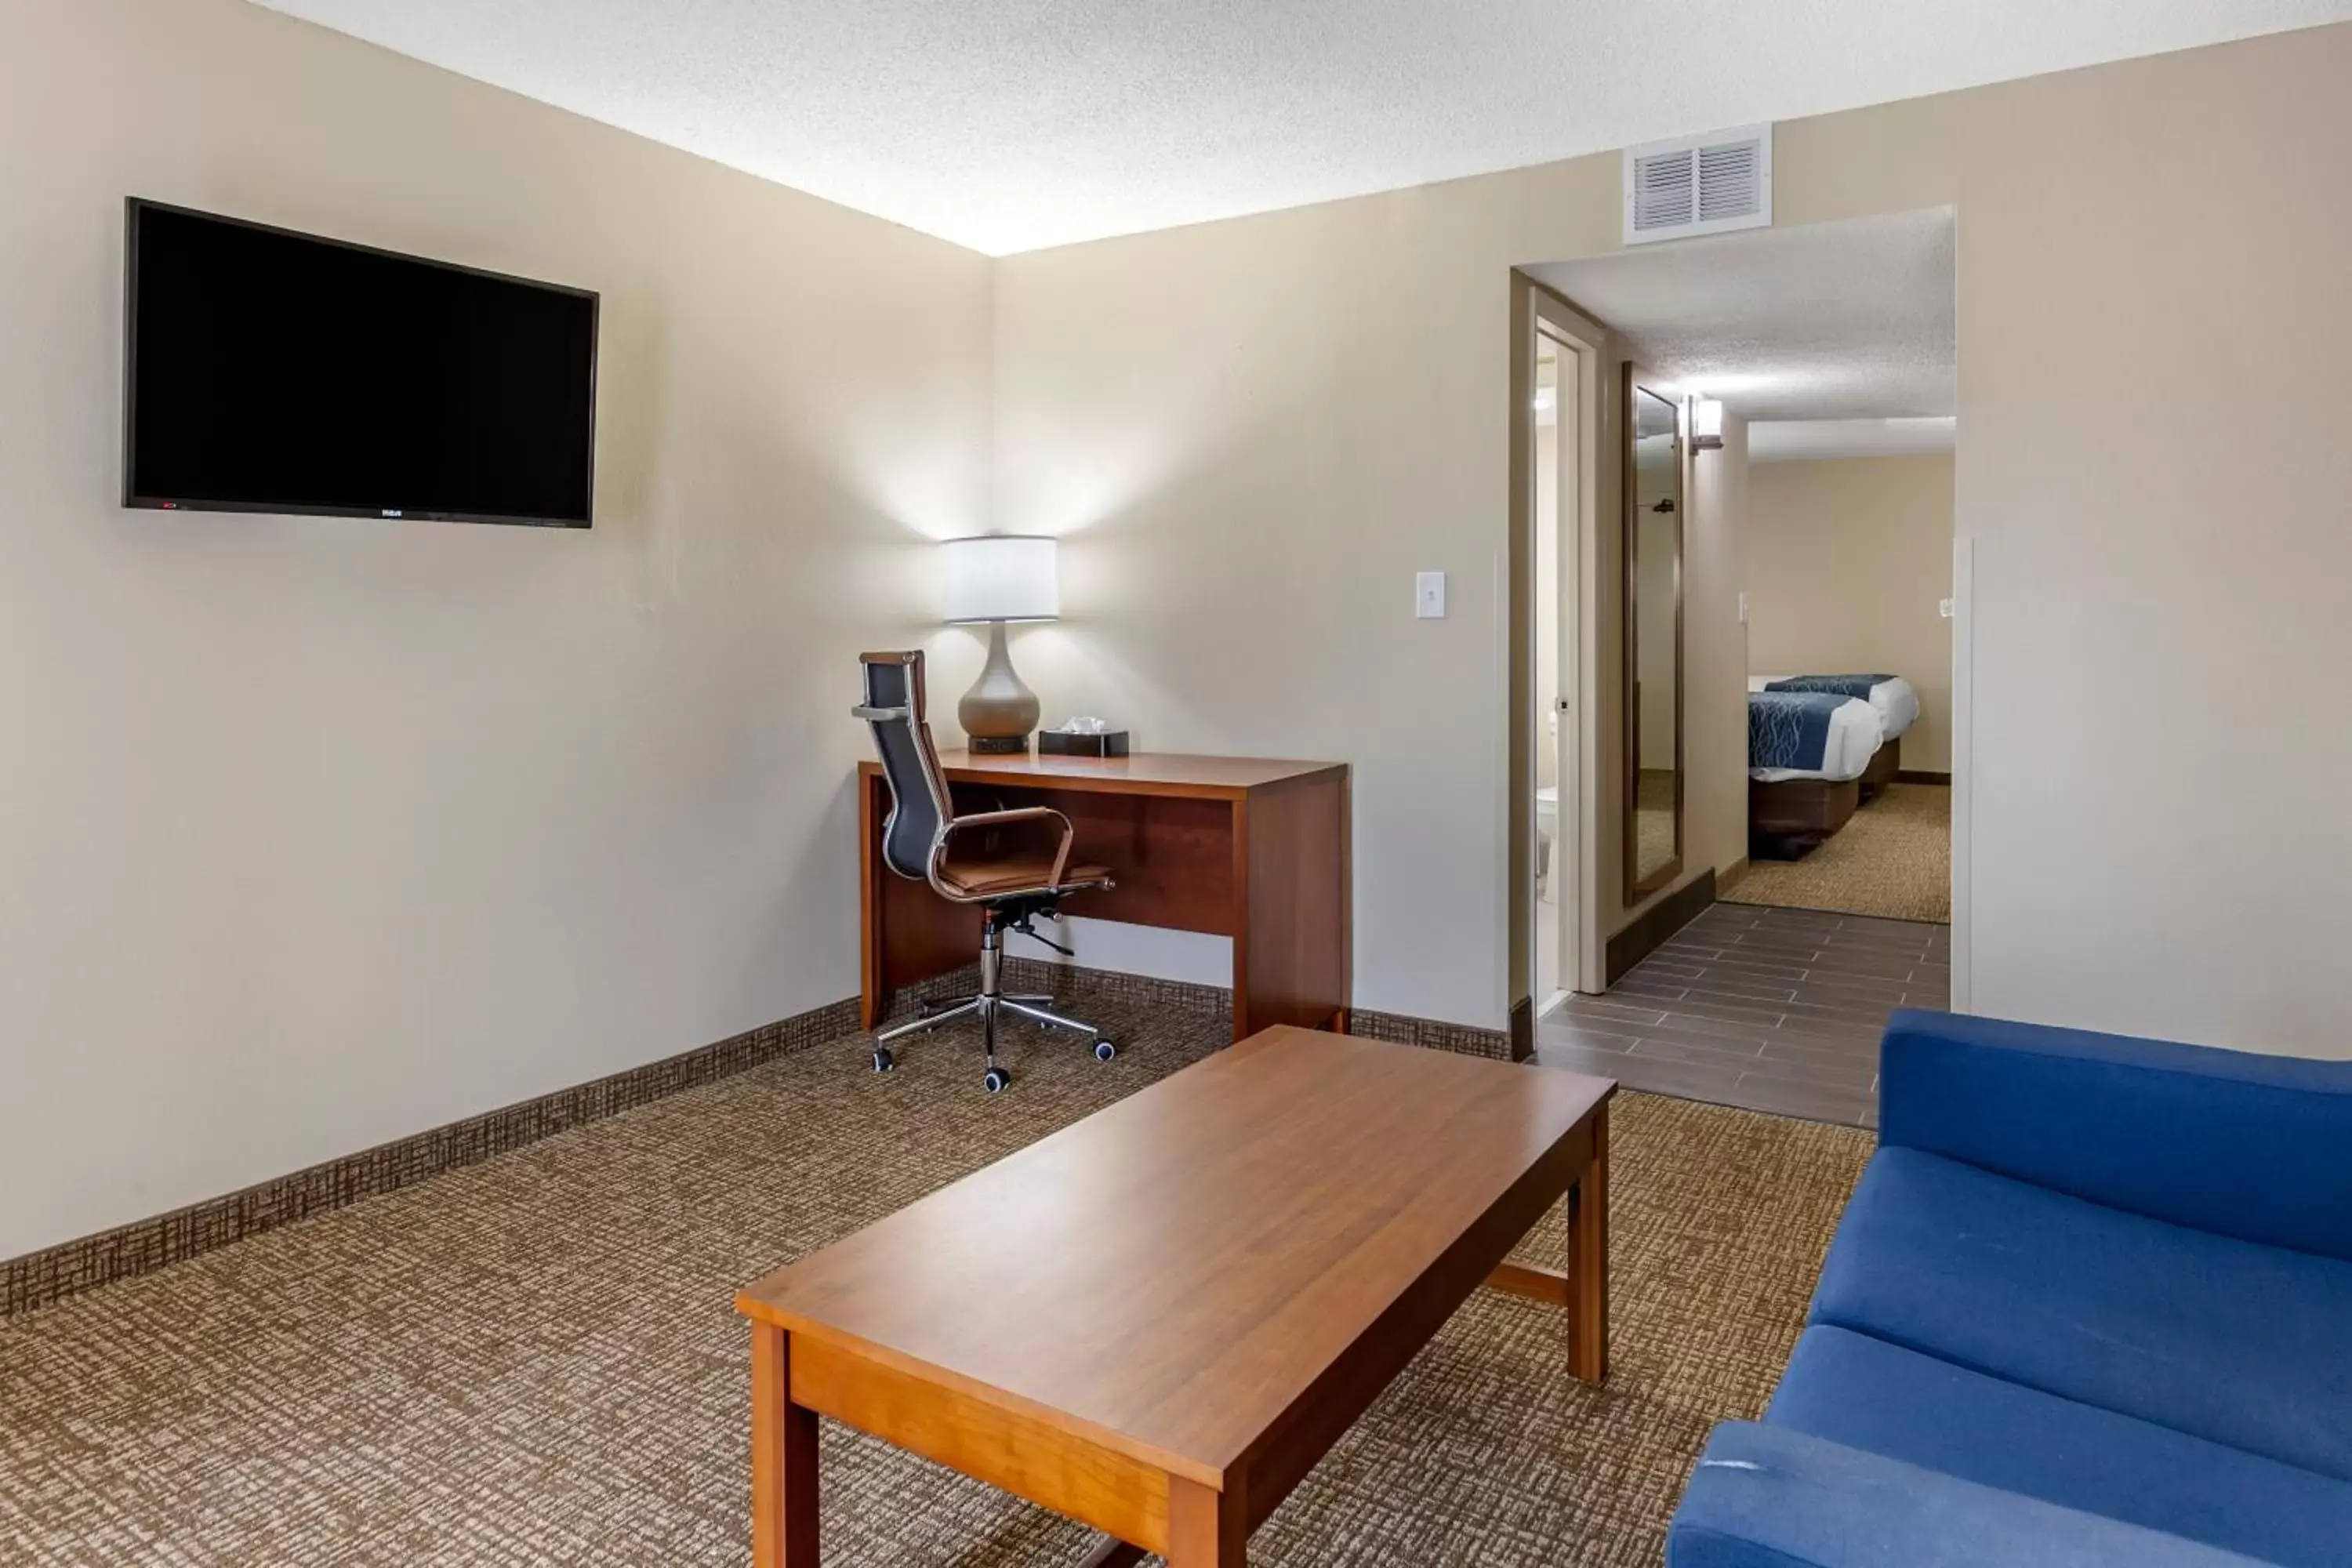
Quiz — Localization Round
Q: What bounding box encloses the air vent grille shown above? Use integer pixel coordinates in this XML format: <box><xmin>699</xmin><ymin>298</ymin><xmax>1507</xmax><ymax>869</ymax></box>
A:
<box><xmin>1624</xmin><ymin>125</ymin><xmax>1773</xmax><ymax>245</ymax></box>
<box><xmin>1632</xmin><ymin>149</ymin><xmax>1695</xmax><ymax>232</ymax></box>
<box><xmin>1697</xmin><ymin>140</ymin><xmax>1762</xmax><ymax>222</ymax></box>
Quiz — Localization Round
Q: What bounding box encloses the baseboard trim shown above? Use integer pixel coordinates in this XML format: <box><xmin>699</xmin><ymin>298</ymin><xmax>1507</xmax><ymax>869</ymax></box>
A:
<box><xmin>1894</xmin><ymin>769</ymin><xmax>1951</xmax><ymax>786</ymax></box>
<box><xmin>1351</xmin><ymin>1007</ymin><xmax>1514</xmax><ymax>1061</ymax></box>
<box><xmin>1606</xmin><ymin>868</ymin><xmax>1717</xmax><ymax>986</ymax></box>
<box><xmin>5</xmin><ymin>960</ymin><xmax>1501</xmax><ymax>1319</ymax></box>
<box><xmin>1</xmin><ymin>993</ymin><xmax>861</xmax><ymax>1321</ymax></box>
<box><xmin>1715</xmin><ymin>857</ymin><xmax>1751</xmax><ymax>895</ymax></box>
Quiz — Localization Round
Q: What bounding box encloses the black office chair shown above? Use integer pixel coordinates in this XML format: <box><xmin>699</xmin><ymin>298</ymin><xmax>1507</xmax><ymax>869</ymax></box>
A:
<box><xmin>855</xmin><ymin>651</ymin><xmax>1116</xmax><ymax>1092</ymax></box>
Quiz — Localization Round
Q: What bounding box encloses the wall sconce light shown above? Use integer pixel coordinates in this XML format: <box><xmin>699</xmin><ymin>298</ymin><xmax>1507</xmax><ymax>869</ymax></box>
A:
<box><xmin>1692</xmin><ymin>397</ymin><xmax>1726</xmax><ymax>451</ymax></box>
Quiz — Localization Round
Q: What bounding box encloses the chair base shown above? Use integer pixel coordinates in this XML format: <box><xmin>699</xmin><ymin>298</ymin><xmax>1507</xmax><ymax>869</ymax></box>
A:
<box><xmin>872</xmin><ymin>913</ymin><xmax>1110</xmax><ymax>1091</ymax></box>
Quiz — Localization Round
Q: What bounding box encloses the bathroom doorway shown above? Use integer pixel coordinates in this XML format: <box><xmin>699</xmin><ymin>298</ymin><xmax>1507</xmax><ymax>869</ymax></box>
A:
<box><xmin>1510</xmin><ymin>276</ymin><xmax>1608</xmax><ymax>1047</ymax></box>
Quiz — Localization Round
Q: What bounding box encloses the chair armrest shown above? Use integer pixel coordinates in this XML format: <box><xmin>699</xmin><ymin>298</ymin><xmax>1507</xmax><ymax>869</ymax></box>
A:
<box><xmin>1669</xmin><ymin>1424</ymin><xmax>2268</xmax><ymax>1568</ymax></box>
<box><xmin>1879</xmin><ymin>1009</ymin><xmax>2352</xmax><ymax>1259</ymax></box>
<box><xmin>937</xmin><ymin>807</ymin><xmax>1073</xmax><ymax>889</ymax></box>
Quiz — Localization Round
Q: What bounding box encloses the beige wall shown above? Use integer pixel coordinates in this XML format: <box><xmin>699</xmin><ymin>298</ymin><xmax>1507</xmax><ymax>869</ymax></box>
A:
<box><xmin>1748</xmin><ymin>454</ymin><xmax>1955</xmax><ymax>772</ymax></box>
<box><xmin>1686</xmin><ymin>419</ymin><xmax>1751</xmax><ymax>888</ymax></box>
<box><xmin>0</xmin><ymin>0</ymin><xmax>992</xmax><ymax>1259</ymax></box>
<box><xmin>995</xmin><ymin>22</ymin><xmax>2352</xmax><ymax>1056</ymax></box>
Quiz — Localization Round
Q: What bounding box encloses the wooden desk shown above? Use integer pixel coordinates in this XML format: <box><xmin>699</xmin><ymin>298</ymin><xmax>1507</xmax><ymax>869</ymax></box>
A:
<box><xmin>739</xmin><ymin>1026</ymin><xmax>1613</xmax><ymax>1566</ymax></box>
<box><xmin>858</xmin><ymin>750</ymin><xmax>1351</xmax><ymax>1042</ymax></box>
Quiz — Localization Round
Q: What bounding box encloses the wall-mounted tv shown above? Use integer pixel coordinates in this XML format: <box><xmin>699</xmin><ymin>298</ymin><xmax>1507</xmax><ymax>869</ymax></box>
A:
<box><xmin>123</xmin><ymin>200</ymin><xmax>598</xmax><ymax>528</ymax></box>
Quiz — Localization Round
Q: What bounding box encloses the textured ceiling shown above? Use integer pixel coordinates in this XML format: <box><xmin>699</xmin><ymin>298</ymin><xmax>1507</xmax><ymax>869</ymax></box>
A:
<box><xmin>247</xmin><ymin>1</ymin><xmax>2352</xmax><ymax>255</ymax></box>
<box><xmin>1526</xmin><ymin>209</ymin><xmax>1957</xmax><ymax>427</ymax></box>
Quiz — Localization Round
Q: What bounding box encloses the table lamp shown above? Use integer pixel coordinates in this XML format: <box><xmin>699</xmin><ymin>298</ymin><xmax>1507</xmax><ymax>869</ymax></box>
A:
<box><xmin>941</xmin><ymin>534</ymin><xmax>1058</xmax><ymax>753</ymax></box>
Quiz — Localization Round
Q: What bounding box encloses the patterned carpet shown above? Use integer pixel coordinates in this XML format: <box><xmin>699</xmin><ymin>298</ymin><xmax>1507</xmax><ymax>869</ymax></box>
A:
<box><xmin>1727</xmin><ymin>783</ymin><xmax>1951</xmax><ymax>924</ymax></box>
<box><xmin>0</xmin><ymin>982</ymin><xmax>1871</xmax><ymax>1567</ymax></box>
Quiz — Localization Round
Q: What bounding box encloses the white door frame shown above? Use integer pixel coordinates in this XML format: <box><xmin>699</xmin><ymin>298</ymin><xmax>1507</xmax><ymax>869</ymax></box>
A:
<box><xmin>1508</xmin><ymin>275</ymin><xmax>1609</xmax><ymax>1051</ymax></box>
<box><xmin>1948</xmin><ymin>532</ymin><xmax>1974</xmax><ymax>1011</ymax></box>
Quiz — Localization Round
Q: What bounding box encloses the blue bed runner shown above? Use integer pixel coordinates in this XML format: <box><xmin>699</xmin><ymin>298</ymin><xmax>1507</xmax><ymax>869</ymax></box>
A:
<box><xmin>1766</xmin><ymin>673</ymin><xmax>1891</xmax><ymax>701</ymax></box>
<box><xmin>1750</xmin><ymin>691</ymin><xmax>1852</xmax><ymax>771</ymax></box>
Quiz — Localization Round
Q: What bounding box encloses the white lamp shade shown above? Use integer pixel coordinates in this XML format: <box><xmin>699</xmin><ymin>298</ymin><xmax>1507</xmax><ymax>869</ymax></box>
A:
<box><xmin>942</xmin><ymin>535</ymin><xmax>1059</xmax><ymax>623</ymax></box>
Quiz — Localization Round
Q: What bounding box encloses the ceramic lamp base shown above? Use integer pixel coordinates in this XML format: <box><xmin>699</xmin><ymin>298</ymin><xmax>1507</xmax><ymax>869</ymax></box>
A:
<box><xmin>957</xmin><ymin>619</ymin><xmax>1040</xmax><ymax>753</ymax></box>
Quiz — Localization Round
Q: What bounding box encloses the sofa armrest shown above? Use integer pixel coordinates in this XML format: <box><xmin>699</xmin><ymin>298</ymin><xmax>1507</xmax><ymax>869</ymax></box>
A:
<box><xmin>1878</xmin><ymin>1009</ymin><xmax>2352</xmax><ymax>1259</ymax></box>
<box><xmin>1669</xmin><ymin>1424</ymin><xmax>2268</xmax><ymax>1568</ymax></box>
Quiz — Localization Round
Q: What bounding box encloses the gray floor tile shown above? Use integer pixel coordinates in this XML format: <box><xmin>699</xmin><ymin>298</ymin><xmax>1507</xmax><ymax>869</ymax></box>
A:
<box><xmin>1534</xmin><ymin>1041</ymin><xmax>1747</xmax><ymax>1103</ymax></box>
<box><xmin>1668</xmin><ymin>975</ymin><xmax>1803</xmax><ymax>1006</ymax></box>
<box><xmin>1683</xmin><ymin>953</ymin><xmax>1817</xmax><ymax>985</ymax></box>
<box><xmin>1629</xmin><ymin>1035</ymin><xmax>1768</xmax><ymax>1071</ymax></box>
<box><xmin>1559</xmin><ymin>996</ymin><xmax>1668</xmax><ymax>1029</ymax></box>
<box><xmin>1534</xmin><ymin>1022</ymin><xmax>1642</xmax><ymax>1054</ymax></box>
<box><xmin>1644</xmin><ymin>993</ymin><xmax>1795</xmax><ymax>1029</ymax></box>
<box><xmin>1569</xmin><ymin>898</ymin><xmax>1954</xmax><ymax>1127</ymax></box>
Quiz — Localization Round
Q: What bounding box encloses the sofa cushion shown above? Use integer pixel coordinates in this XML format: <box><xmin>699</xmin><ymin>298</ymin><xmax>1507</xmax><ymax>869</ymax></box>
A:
<box><xmin>1671</xmin><ymin>1423</ymin><xmax>2278</xmax><ymax>1568</ymax></box>
<box><xmin>1811</xmin><ymin>1147</ymin><xmax>2352</xmax><ymax>1483</ymax></box>
<box><xmin>1767</xmin><ymin>1327</ymin><xmax>2352</xmax><ymax>1566</ymax></box>
<box><xmin>1878</xmin><ymin>1009</ymin><xmax>2352</xmax><ymax>1261</ymax></box>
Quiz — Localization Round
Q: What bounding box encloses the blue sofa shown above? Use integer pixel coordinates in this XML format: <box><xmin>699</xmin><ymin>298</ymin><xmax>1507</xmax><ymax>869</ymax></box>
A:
<box><xmin>1668</xmin><ymin>1009</ymin><xmax>2352</xmax><ymax>1567</ymax></box>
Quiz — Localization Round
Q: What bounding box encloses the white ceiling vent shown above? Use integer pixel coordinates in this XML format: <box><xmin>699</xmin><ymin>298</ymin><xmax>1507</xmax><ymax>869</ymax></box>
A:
<box><xmin>1624</xmin><ymin>125</ymin><xmax>1772</xmax><ymax>245</ymax></box>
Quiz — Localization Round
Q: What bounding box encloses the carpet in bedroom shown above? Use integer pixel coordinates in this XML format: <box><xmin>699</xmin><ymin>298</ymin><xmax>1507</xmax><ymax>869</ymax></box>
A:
<box><xmin>1727</xmin><ymin>782</ymin><xmax>1951</xmax><ymax>924</ymax></box>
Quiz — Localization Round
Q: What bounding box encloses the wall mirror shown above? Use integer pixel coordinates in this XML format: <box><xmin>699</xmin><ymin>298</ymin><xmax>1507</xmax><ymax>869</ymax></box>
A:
<box><xmin>1624</xmin><ymin>375</ymin><xmax>1684</xmax><ymax>902</ymax></box>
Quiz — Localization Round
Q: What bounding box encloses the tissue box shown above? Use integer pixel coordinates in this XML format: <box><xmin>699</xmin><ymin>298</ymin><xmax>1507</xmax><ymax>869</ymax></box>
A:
<box><xmin>1037</xmin><ymin>728</ymin><xmax>1131</xmax><ymax>758</ymax></box>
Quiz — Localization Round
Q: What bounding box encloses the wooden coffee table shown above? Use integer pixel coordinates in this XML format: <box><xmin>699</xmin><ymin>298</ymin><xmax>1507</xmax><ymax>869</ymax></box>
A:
<box><xmin>735</xmin><ymin>1025</ymin><xmax>1614</xmax><ymax>1566</ymax></box>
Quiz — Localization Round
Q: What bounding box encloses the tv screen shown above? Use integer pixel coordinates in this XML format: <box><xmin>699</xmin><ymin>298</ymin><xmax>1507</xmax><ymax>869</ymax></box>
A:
<box><xmin>124</xmin><ymin>200</ymin><xmax>598</xmax><ymax>528</ymax></box>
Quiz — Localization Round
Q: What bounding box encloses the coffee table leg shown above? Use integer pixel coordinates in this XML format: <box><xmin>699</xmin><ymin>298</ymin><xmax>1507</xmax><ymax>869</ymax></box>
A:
<box><xmin>1167</xmin><ymin>1475</ymin><xmax>1247</xmax><ymax>1566</ymax></box>
<box><xmin>1566</xmin><ymin>1103</ymin><xmax>1609</xmax><ymax>1383</ymax></box>
<box><xmin>752</xmin><ymin>1322</ymin><xmax>820</xmax><ymax>1566</ymax></box>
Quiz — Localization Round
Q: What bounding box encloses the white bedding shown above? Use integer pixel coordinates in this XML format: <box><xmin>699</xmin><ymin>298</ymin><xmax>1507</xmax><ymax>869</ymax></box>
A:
<box><xmin>1749</xmin><ymin>674</ymin><xmax>1921</xmax><ymax>742</ymax></box>
<box><xmin>1749</xmin><ymin>695</ymin><xmax>1882</xmax><ymax>783</ymax></box>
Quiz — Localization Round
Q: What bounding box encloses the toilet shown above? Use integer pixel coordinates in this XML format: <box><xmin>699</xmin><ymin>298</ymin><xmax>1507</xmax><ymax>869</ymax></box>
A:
<box><xmin>1536</xmin><ymin>785</ymin><xmax>1559</xmax><ymax>901</ymax></box>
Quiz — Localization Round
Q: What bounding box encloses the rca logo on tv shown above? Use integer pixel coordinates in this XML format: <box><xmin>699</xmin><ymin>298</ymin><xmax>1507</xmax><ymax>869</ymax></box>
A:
<box><xmin>381</xmin><ymin>509</ymin><xmax>404</xmax><ymax>518</ymax></box>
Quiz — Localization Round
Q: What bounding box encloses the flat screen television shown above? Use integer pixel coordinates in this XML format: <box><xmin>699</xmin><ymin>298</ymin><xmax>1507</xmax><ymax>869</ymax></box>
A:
<box><xmin>123</xmin><ymin>200</ymin><xmax>598</xmax><ymax>528</ymax></box>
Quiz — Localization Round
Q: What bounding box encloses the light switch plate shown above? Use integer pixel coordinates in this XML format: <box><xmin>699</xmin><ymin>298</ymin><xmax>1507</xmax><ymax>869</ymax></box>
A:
<box><xmin>1738</xmin><ymin>591</ymin><xmax>1750</xmax><ymax>625</ymax></box>
<box><xmin>1415</xmin><ymin>571</ymin><xmax>1446</xmax><ymax>619</ymax></box>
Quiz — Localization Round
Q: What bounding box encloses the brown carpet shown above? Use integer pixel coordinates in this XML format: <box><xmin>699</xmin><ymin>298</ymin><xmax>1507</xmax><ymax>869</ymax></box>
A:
<box><xmin>1727</xmin><ymin>783</ymin><xmax>1951</xmax><ymax>924</ymax></box>
<box><xmin>0</xmin><ymin>982</ymin><xmax>1870</xmax><ymax>1566</ymax></box>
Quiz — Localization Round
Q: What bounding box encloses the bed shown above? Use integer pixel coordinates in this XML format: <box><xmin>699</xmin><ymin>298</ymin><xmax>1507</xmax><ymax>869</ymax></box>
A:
<box><xmin>1747</xmin><ymin>690</ymin><xmax>1880</xmax><ymax>857</ymax></box>
<box><xmin>1750</xmin><ymin>673</ymin><xmax>1921</xmax><ymax>800</ymax></box>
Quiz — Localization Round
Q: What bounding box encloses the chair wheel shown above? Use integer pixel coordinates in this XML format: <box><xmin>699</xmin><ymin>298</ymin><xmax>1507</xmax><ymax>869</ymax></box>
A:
<box><xmin>1094</xmin><ymin>1038</ymin><xmax>1118</xmax><ymax>1062</ymax></box>
<box><xmin>871</xmin><ymin>1047</ymin><xmax>895</xmax><ymax>1073</ymax></box>
<box><xmin>983</xmin><ymin>1065</ymin><xmax>1012</xmax><ymax>1094</ymax></box>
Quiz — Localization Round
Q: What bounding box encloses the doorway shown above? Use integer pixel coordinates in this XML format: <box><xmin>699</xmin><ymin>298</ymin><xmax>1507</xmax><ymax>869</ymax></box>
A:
<box><xmin>1516</xmin><ymin>210</ymin><xmax>1961</xmax><ymax>1124</ymax></box>
<box><xmin>1533</xmin><ymin>331</ymin><xmax>1577</xmax><ymax>1008</ymax></box>
<box><xmin>1509</xmin><ymin>278</ymin><xmax>1608</xmax><ymax>1052</ymax></box>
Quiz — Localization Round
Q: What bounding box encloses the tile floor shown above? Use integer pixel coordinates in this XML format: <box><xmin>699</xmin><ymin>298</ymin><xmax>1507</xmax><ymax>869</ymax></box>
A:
<box><xmin>1536</xmin><ymin>902</ymin><xmax>1951</xmax><ymax>1127</ymax></box>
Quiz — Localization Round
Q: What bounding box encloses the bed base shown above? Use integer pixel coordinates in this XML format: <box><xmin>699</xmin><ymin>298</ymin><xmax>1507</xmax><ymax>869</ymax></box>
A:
<box><xmin>1750</xmin><ymin>777</ymin><xmax>1860</xmax><ymax>860</ymax></box>
<box><xmin>1857</xmin><ymin>735</ymin><xmax>1900</xmax><ymax>803</ymax></box>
